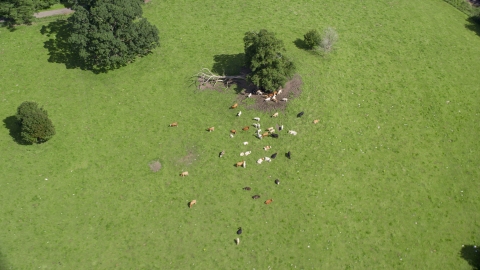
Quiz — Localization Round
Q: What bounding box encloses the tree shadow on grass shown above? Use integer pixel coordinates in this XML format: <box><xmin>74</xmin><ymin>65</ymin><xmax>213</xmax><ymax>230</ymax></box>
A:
<box><xmin>466</xmin><ymin>17</ymin><xmax>480</xmax><ymax>38</ymax></box>
<box><xmin>2</xmin><ymin>116</ymin><xmax>31</xmax><ymax>145</ymax></box>
<box><xmin>461</xmin><ymin>245</ymin><xmax>480</xmax><ymax>270</ymax></box>
<box><xmin>293</xmin><ymin>38</ymin><xmax>310</xmax><ymax>50</ymax></box>
<box><xmin>212</xmin><ymin>53</ymin><xmax>245</xmax><ymax>76</ymax></box>
<box><xmin>209</xmin><ymin>53</ymin><xmax>254</xmax><ymax>94</ymax></box>
<box><xmin>40</xmin><ymin>19</ymin><xmax>89</xmax><ymax>71</ymax></box>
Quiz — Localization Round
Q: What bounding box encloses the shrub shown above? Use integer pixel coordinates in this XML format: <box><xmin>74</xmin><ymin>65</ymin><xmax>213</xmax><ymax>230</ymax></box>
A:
<box><xmin>16</xmin><ymin>101</ymin><xmax>55</xmax><ymax>144</ymax></box>
<box><xmin>303</xmin><ymin>29</ymin><xmax>322</xmax><ymax>49</ymax></box>
<box><xmin>319</xmin><ymin>27</ymin><xmax>339</xmax><ymax>53</ymax></box>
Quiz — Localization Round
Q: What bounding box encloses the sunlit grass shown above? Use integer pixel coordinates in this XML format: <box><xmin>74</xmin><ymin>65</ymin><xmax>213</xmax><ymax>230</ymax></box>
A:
<box><xmin>0</xmin><ymin>0</ymin><xmax>479</xmax><ymax>268</ymax></box>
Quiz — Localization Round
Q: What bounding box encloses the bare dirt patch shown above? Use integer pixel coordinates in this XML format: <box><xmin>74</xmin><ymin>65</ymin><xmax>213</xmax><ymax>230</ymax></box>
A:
<box><xmin>176</xmin><ymin>146</ymin><xmax>199</xmax><ymax>167</ymax></box>
<box><xmin>148</xmin><ymin>160</ymin><xmax>162</xmax><ymax>172</ymax></box>
<box><xmin>196</xmin><ymin>67</ymin><xmax>302</xmax><ymax>112</ymax></box>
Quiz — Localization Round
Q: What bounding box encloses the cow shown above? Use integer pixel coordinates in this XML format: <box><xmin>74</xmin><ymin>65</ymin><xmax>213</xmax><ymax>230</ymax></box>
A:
<box><xmin>169</xmin><ymin>122</ymin><xmax>178</xmax><ymax>127</ymax></box>
<box><xmin>207</xmin><ymin>127</ymin><xmax>215</xmax><ymax>132</ymax></box>
<box><xmin>243</xmin><ymin>126</ymin><xmax>250</xmax><ymax>131</ymax></box>
<box><xmin>189</xmin><ymin>199</ymin><xmax>197</xmax><ymax>208</ymax></box>
<box><xmin>180</xmin><ymin>171</ymin><xmax>189</xmax><ymax>176</ymax></box>
<box><xmin>235</xmin><ymin>161</ymin><xmax>246</xmax><ymax>167</ymax></box>
<box><xmin>265</xmin><ymin>199</ymin><xmax>273</xmax><ymax>205</ymax></box>
<box><xmin>313</xmin><ymin>119</ymin><xmax>319</xmax><ymax>124</ymax></box>
<box><xmin>272</xmin><ymin>112</ymin><xmax>279</xmax><ymax>118</ymax></box>
<box><xmin>297</xmin><ymin>111</ymin><xmax>304</xmax><ymax>118</ymax></box>
<box><xmin>231</xmin><ymin>103</ymin><xmax>238</xmax><ymax>109</ymax></box>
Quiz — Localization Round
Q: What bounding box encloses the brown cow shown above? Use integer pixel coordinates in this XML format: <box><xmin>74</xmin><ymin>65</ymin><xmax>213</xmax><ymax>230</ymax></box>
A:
<box><xmin>262</xmin><ymin>132</ymin><xmax>270</xmax><ymax>137</ymax></box>
<box><xmin>313</xmin><ymin>119</ymin><xmax>319</xmax><ymax>124</ymax></box>
<box><xmin>235</xmin><ymin>161</ymin><xmax>245</xmax><ymax>167</ymax></box>
<box><xmin>230</xmin><ymin>129</ymin><xmax>237</xmax><ymax>134</ymax></box>
<box><xmin>242</xmin><ymin>126</ymin><xmax>249</xmax><ymax>131</ymax></box>
<box><xmin>207</xmin><ymin>127</ymin><xmax>215</xmax><ymax>132</ymax></box>
<box><xmin>231</xmin><ymin>103</ymin><xmax>238</xmax><ymax>109</ymax></box>
<box><xmin>265</xmin><ymin>199</ymin><xmax>273</xmax><ymax>205</ymax></box>
<box><xmin>169</xmin><ymin>122</ymin><xmax>178</xmax><ymax>127</ymax></box>
<box><xmin>189</xmin><ymin>199</ymin><xmax>197</xmax><ymax>208</ymax></box>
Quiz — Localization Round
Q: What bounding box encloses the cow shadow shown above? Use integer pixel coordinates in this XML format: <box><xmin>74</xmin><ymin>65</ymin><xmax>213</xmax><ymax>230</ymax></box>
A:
<box><xmin>2</xmin><ymin>116</ymin><xmax>30</xmax><ymax>145</ymax></box>
<box><xmin>461</xmin><ymin>245</ymin><xmax>480</xmax><ymax>270</ymax></box>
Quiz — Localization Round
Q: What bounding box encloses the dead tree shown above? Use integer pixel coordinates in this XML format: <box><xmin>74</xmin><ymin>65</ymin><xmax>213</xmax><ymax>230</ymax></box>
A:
<box><xmin>194</xmin><ymin>68</ymin><xmax>245</xmax><ymax>89</ymax></box>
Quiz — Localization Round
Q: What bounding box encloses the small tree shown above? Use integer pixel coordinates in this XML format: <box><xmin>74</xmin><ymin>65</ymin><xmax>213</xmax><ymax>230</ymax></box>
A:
<box><xmin>67</xmin><ymin>0</ymin><xmax>159</xmax><ymax>70</ymax></box>
<box><xmin>244</xmin><ymin>29</ymin><xmax>295</xmax><ymax>92</ymax></box>
<box><xmin>16</xmin><ymin>101</ymin><xmax>55</xmax><ymax>144</ymax></box>
<box><xmin>319</xmin><ymin>27</ymin><xmax>338</xmax><ymax>53</ymax></box>
<box><xmin>303</xmin><ymin>29</ymin><xmax>321</xmax><ymax>49</ymax></box>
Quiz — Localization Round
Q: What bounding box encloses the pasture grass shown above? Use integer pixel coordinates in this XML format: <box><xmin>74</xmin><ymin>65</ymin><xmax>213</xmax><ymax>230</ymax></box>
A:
<box><xmin>1</xmin><ymin>0</ymin><xmax>480</xmax><ymax>269</ymax></box>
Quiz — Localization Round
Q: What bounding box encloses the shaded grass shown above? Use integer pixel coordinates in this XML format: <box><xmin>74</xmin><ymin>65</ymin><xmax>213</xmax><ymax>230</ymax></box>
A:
<box><xmin>0</xmin><ymin>0</ymin><xmax>479</xmax><ymax>269</ymax></box>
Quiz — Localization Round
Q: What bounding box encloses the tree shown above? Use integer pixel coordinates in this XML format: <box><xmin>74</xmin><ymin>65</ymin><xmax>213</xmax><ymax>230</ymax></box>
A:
<box><xmin>243</xmin><ymin>29</ymin><xmax>295</xmax><ymax>92</ymax></box>
<box><xmin>303</xmin><ymin>29</ymin><xmax>321</xmax><ymax>50</ymax></box>
<box><xmin>16</xmin><ymin>101</ymin><xmax>56</xmax><ymax>144</ymax></box>
<box><xmin>67</xmin><ymin>0</ymin><xmax>159</xmax><ymax>70</ymax></box>
<box><xmin>0</xmin><ymin>0</ymin><xmax>57</xmax><ymax>27</ymax></box>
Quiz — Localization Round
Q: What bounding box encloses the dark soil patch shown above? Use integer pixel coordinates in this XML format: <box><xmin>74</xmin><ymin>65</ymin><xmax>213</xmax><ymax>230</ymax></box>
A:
<box><xmin>196</xmin><ymin>67</ymin><xmax>302</xmax><ymax>112</ymax></box>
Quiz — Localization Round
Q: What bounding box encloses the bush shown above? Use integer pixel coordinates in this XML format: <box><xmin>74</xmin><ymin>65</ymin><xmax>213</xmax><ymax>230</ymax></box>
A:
<box><xmin>319</xmin><ymin>27</ymin><xmax>338</xmax><ymax>53</ymax></box>
<box><xmin>16</xmin><ymin>101</ymin><xmax>55</xmax><ymax>144</ymax></box>
<box><xmin>303</xmin><ymin>29</ymin><xmax>322</xmax><ymax>49</ymax></box>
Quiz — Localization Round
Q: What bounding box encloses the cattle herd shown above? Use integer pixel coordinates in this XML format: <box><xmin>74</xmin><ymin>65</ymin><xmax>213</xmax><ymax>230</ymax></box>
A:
<box><xmin>169</xmin><ymin>100</ymin><xmax>319</xmax><ymax>244</ymax></box>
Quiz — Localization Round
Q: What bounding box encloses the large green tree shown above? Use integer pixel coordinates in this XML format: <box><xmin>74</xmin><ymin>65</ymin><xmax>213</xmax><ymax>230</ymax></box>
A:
<box><xmin>67</xmin><ymin>0</ymin><xmax>159</xmax><ymax>70</ymax></box>
<box><xmin>0</xmin><ymin>0</ymin><xmax>57</xmax><ymax>26</ymax></box>
<box><xmin>243</xmin><ymin>29</ymin><xmax>295</xmax><ymax>92</ymax></box>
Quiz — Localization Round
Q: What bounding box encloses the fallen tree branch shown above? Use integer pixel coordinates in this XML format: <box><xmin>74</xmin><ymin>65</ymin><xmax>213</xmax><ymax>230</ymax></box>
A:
<box><xmin>195</xmin><ymin>68</ymin><xmax>245</xmax><ymax>89</ymax></box>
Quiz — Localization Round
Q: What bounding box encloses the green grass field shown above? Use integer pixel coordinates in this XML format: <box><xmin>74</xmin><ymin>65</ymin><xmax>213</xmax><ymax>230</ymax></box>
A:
<box><xmin>1</xmin><ymin>0</ymin><xmax>480</xmax><ymax>269</ymax></box>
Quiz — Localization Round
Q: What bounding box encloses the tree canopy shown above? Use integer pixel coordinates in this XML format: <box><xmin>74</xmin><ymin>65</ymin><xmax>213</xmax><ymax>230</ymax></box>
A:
<box><xmin>67</xmin><ymin>0</ymin><xmax>159</xmax><ymax>70</ymax></box>
<box><xmin>16</xmin><ymin>101</ymin><xmax>56</xmax><ymax>144</ymax></box>
<box><xmin>0</xmin><ymin>0</ymin><xmax>57</xmax><ymax>26</ymax></box>
<box><xmin>243</xmin><ymin>29</ymin><xmax>295</xmax><ymax>92</ymax></box>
